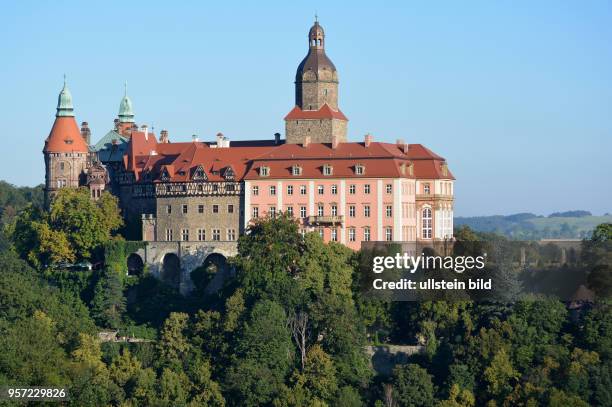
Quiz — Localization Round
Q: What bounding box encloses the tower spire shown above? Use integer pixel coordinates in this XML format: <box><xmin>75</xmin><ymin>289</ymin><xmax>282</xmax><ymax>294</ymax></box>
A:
<box><xmin>118</xmin><ymin>81</ymin><xmax>135</xmax><ymax>123</ymax></box>
<box><xmin>56</xmin><ymin>75</ymin><xmax>74</xmax><ymax>117</ymax></box>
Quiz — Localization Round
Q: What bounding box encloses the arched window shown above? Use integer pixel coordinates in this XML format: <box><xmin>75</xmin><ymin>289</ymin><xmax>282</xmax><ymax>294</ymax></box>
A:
<box><xmin>422</xmin><ymin>208</ymin><xmax>432</xmax><ymax>239</ymax></box>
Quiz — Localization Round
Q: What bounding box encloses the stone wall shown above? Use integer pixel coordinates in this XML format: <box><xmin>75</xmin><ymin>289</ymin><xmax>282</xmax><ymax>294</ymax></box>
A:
<box><xmin>154</xmin><ymin>195</ymin><xmax>243</xmax><ymax>243</ymax></box>
<box><xmin>285</xmin><ymin>117</ymin><xmax>347</xmax><ymax>144</ymax></box>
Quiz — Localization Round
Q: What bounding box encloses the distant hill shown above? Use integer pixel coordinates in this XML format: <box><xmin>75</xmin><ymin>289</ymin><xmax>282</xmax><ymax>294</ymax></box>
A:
<box><xmin>455</xmin><ymin>211</ymin><xmax>612</xmax><ymax>240</ymax></box>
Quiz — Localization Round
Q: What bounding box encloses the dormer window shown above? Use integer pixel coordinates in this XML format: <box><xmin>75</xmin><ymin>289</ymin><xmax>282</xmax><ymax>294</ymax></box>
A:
<box><xmin>193</xmin><ymin>166</ymin><xmax>207</xmax><ymax>180</ymax></box>
<box><xmin>292</xmin><ymin>165</ymin><xmax>302</xmax><ymax>176</ymax></box>
<box><xmin>224</xmin><ymin>166</ymin><xmax>235</xmax><ymax>180</ymax></box>
<box><xmin>161</xmin><ymin>169</ymin><xmax>170</xmax><ymax>181</ymax></box>
<box><xmin>259</xmin><ymin>166</ymin><xmax>270</xmax><ymax>177</ymax></box>
<box><xmin>323</xmin><ymin>164</ymin><xmax>333</xmax><ymax>176</ymax></box>
<box><xmin>355</xmin><ymin>164</ymin><xmax>365</xmax><ymax>175</ymax></box>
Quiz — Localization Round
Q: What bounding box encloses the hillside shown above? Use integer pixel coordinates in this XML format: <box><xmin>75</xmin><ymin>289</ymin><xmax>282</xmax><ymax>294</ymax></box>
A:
<box><xmin>455</xmin><ymin>211</ymin><xmax>612</xmax><ymax>240</ymax></box>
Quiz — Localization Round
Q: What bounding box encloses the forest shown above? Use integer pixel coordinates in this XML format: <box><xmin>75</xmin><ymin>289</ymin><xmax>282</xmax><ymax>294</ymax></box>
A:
<box><xmin>0</xmin><ymin>183</ymin><xmax>610</xmax><ymax>406</ymax></box>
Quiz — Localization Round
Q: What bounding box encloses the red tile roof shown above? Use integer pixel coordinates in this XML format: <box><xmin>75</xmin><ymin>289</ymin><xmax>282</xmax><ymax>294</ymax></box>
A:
<box><xmin>284</xmin><ymin>104</ymin><xmax>348</xmax><ymax>121</ymax></box>
<box><xmin>124</xmin><ymin>135</ymin><xmax>453</xmax><ymax>182</ymax></box>
<box><xmin>44</xmin><ymin>117</ymin><xmax>89</xmax><ymax>153</ymax></box>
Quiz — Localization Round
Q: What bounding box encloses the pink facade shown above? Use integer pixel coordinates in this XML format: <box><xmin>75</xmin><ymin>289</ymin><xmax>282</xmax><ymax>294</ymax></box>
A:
<box><xmin>243</xmin><ymin>138</ymin><xmax>454</xmax><ymax>250</ymax></box>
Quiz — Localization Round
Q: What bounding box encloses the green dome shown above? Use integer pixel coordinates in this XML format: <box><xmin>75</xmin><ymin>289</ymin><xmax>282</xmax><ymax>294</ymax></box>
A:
<box><xmin>118</xmin><ymin>82</ymin><xmax>135</xmax><ymax>123</ymax></box>
<box><xmin>56</xmin><ymin>76</ymin><xmax>74</xmax><ymax>117</ymax></box>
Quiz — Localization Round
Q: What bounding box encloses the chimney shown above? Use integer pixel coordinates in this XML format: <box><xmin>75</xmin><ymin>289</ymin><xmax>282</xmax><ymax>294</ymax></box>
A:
<box><xmin>396</xmin><ymin>138</ymin><xmax>409</xmax><ymax>153</ymax></box>
<box><xmin>80</xmin><ymin>122</ymin><xmax>91</xmax><ymax>145</ymax></box>
<box><xmin>160</xmin><ymin>129</ymin><xmax>169</xmax><ymax>143</ymax></box>
<box><xmin>331</xmin><ymin>134</ymin><xmax>339</xmax><ymax>149</ymax></box>
<box><xmin>364</xmin><ymin>133</ymin><xmax>373</xmax><ymax>147</ymax></box>
<box><xmin>141</xmin><ymin>124</ymin><xmax>148</xmax><ymax>140</ymax></box>
<box><xmin>303</xmin><ymin>136</ymin><xmax>311</xmax><ymax>147</ymax></box>
<box><xmin>274</xmin><ymin>132</ymin><xmax>281</xmax><ymax>145</ymax></box>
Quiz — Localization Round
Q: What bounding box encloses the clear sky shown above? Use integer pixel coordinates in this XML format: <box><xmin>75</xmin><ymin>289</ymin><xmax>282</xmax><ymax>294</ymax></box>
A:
<box><xmin>1</xmin><ymin>1</ymin><xmax>610</xmax><ymax>216</ymax></box>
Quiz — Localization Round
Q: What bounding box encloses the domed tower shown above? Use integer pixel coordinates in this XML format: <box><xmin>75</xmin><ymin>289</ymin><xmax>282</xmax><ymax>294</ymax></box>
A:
<box><xmin>43</xmin><ymin>78</ymin><xmax>89</xmax><ymax>207</ymax></box>
<box><xmin>285</xmin><ymin>19</ymin><xmax>348</xmax><ymax>144</ymax></box>
<box><xmin>116</xmin><ymin>82</ymin><xmax>136</xmax><ymax>135</ymax></box>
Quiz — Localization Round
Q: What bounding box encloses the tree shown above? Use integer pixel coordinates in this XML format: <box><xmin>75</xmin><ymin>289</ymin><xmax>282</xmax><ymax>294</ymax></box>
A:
<box><xmin>10</xmin><ymin>206</ymin><xmax>75</xmax><ymax>267</ymax></box>
<box><xmin>437</xmin><ymin>384</ymin><xmax>475</xmax><ymax>407</ymax></box>
<box><xmin>90</xmin><ymin>268</ymin><xmax>126</xmax><ymax>329</ymax></box>
<box><xmin>226</xmin><ymin>300</ymin><xmax>294</xmax><ymax>406</ymax></box>
<box><xmin>49</xmin><ymin>188</ymin><xmax>123</xmax><ymax>260</ymax></box>
<box><xmin>484</xmin><ymin>349</ymin><xmax>518</xmax><ymax>399</ymax></box>
<box><xmin>392</xmin><ymin>364</ymin><xmax>435</xmax><ymax>407</ymax></box>
<box><xmin>158</xmin><ymin>312</ymin><xmax>191</xmax><ymax>369</ymax></box>
<box><xmin>302</xmin><ymin>344</ymin><xmax>338</xmax><ymax>402</ymax></box>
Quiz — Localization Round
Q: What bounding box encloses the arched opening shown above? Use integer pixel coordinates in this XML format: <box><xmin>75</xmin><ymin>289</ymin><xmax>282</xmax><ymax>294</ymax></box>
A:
<box><xmin>190</xmin><ymin>253</ymin><xmax>227</xmax><ymax>293</ymax></box>
<box><xmin>161</xmin><ymin>253</ymin><xmax>181</xmax><ymax>289</ymax></box>
<box><xmin>127</xmin><ymin>253</ymin><xmax>144</xmax><ymax>276</ymax></box>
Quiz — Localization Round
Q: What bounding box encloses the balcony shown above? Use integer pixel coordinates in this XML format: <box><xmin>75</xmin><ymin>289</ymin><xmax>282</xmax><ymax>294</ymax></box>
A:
<box><xmin>416</xmin><ymin>194</ymin><xmax>453</xmax><ymax>201</ymax></box>
<box><xmin>308</xmin><ymin>215</ymin><xmax>344</xmax><ymax>226</ymax></box>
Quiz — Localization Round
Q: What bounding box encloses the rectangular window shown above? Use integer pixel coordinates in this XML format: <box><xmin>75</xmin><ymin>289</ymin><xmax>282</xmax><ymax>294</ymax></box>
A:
<box><xmin>349</xmin><ymin>184</ymin><xmax>356</xmax><ymax>194</ymax></box>
<box><xmin>318</xmin><ymin>204</ymin><xmax>324</xmax><ymax>216</ymax></box>
<box><xmin>386</xmin><ymin>205</ymin><xmax>393</xmax><ymax>217</ymax></box>
<box><xmin>331</xmin><ymin>205</ymin><xmax>338</xmax><ymax>216</ymax></box>
<box><xmin>252</xmin><ymin>206</ymin><xmax>259</xmax><ymax>218</ymax></box>
<box><xmin>198</xmin><ymin>204</ymin><xmax>204</xmax><ymax>214</ymax></box>
<box><xmin>323</xmin><ymin>165</ymin><xmax>333</xmax><ymax>176</ymax></box>
<box><xmin>349</xmin><ymin>228</ymin><xmax>356</xmax><ymax>242</ymax></box>
<box><xmin>269</xmin><ymin>206</ymin><xmax>276</xmax><ymax>218</ymax></box>
<box><xmin>424</xmin><ymin>183</ymin><xmax>431</xmax><ymax>194</ymax></box>
<box><xmin>286</xmin><ymin>206</ymin><xmax>294</xmax><ymax>217</ymax></box>
<box><xmin>364</xmin><ymin>205</ymin><xmax>371</xmax><ymax>217</ymax></box>
<box><xmin>300</xmin><ymin>206</ymin><xmax>307</xmax><ymax>218</ymax></box>
<box><xmin>331</xmin><ymin>229</ymin><xmax>338</xmax><ymax>242</ymax></box>
<box><xmin>318</xmin><ymin>228</ymin><xmax>324</xmax><ymax>238</ymax></box>
<box><xmin>252</xmin><ymin>186</ymin><xmax>259</xmax><ymax>195</ymax></box>
<box><xmin>181</xmin><ymin>229</ymin><xmax>189</xmax><ymax>241</ymax></box>
<box><xmin>182</xmin><ymin>204</ymin><xmax>188</xmax><ymax>214</ymax></box>
<box><xmin>317</xmin><ymin>185</ymin><xmax>324</xmax><ymax>195</ymax></box>
<box><xmin>166</xmin><ymin>205</ymin><xmax>172</xmax><ymax>214</ymax></box>
<box><xmin>349</xmin><ymin>205</ymin><xmax>356</xmax><ymax>217</ymax></box>
<box><xmin>386</xmin><ymin>184</ymin><xmax>393</xmax><ymax>194</ymax></box>
<box><xmin>213</xmin><ymin>204</ymin><xmax>219</xmax><ymax>214</ymax></box>
<box><xmin>198</xmin><ymin>229</ymin><xmax>205</xmax><ymax>241</ymax></box>
<box><xmin>385</xmin><ymin>227</ymin><xmax>393</xmax><ymax>241</ymax></box>
<box><xmin>300</xmin><ymin>185</ymin><xmax>307</xmax><ymax>195</ymax></box>
<box><xmin>212</xmin><ymin>229</ymin><xmax>221</xmax><ymax>241</ymax></box>
<box><xmin>227</xmin><ymin>229</ymin><xmax>236</xmax><ymax>241</ymax></box>
<box><xmin>364</xmin><ymin>228</ymin><xmax>371</xmax><ymax>242</ymax></box>
<box><xmin>287</xmin><ymin>185</ymin><xmax>293</xmax><ymax>195</ymax></box>
<box><xmin>331</xmin><ymin>185</ymin><xmax>338</xmax><ymax>195</ymax></box>
<box><xmin>364</xmin><ymin>184</ymin><xmax>371</xmax><ymax>194</ymax></box>
<box><xmin>270</xmin><ymin>185</ymin><xmax>276</xmax><ymax>195</ymax></box>
<box><xmin>166</xmin><ymin>229</ymin><xmax>173</xmax><ymax>241</ymax></box>
<box><xmin>228</xmin><ymin>204</ymin><xmax>234</xmax><ymax>214</ymax></box>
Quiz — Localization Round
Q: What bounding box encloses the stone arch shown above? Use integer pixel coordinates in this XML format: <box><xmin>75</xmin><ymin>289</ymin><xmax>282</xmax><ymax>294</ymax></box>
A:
<box><xmin>190</xmin><ymin>253</ymin><xmax>228</xmax><ymax>294</ymax></box>
<box><xmin>126</xmin><ymin>253</ymin><xmax>144</xmax><ymax>276</ymax></box>
<box><xmin>161</xmin><ymin>253</ymin><xmax>181</xmax><ymax>289</ymax></box>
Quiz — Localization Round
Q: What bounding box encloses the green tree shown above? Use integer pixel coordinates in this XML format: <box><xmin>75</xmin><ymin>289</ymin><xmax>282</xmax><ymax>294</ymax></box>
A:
<box><xmin>49</xmin><ymin>187</ymin><xmax>123</xmax><ymax>260</ymax></box>
<box><xmin>90</xmin><ymin>268</ymin><xmax>126</xmax><ymax>329</ymax></box>
<box><xmin>392</xmin><ymin>364</ymin><xmax>435</xmax><ymax>407</ymax></box>
<box><xmin>158</xmin><ymin>312</ymin><xmax>192</xmax><ymax>369</ymax></box>
<box><xmin>226</xmin><ymin>299</ymin><xmax>294</xmax><ymax>406</ymax></box>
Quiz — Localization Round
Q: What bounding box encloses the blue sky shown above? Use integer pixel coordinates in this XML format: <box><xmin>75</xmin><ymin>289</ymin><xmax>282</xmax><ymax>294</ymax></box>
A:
<box><xmin>1</xmin><ymin>1</ymin><xmax>610</xmax><ymax>216</ymax></box>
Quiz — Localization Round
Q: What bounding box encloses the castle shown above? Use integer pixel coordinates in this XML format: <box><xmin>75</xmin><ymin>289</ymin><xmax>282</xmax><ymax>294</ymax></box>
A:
<box><xmin>43</xmin><ymin>21</ymin><xmax>454</xmax><ymax>289</ymax></box>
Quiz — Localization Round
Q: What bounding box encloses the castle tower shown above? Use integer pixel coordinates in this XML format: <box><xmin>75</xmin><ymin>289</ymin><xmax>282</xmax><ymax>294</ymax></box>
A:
<box><xmin>285</xmin><ymin>19</ymin><xmax>348</xmax><ymax>144</ymax></box>
<box><xmin>43</xmin><ymin>77</ymin><xmax>89</xmax><ymax>207</ymax></box>
<box><xmin>116</xmin><ymin>82</ymin><xmax>136</xmax><ymax>136</ymax></box>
